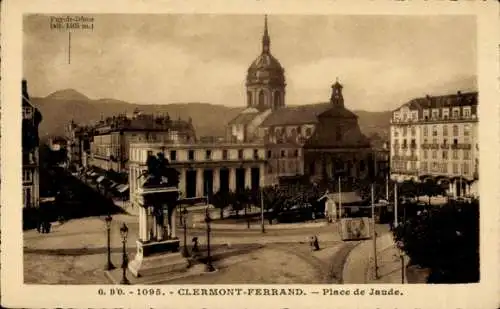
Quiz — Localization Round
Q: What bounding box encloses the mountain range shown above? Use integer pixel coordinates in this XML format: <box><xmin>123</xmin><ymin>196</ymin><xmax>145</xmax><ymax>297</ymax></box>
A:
<box><xmin>31</xmin><ymin>89</ymin><xmax>401</xmax><ymax>140</ymax></box>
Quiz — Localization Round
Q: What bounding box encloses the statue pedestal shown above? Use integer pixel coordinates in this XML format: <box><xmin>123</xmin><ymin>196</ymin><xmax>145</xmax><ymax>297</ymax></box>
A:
<box><xmin>128</xmin><ymin>184</ymin><xmax>188</xmax><ymax>278</ymax></box>
<box><xmin>128</xmin><ymin>239</ymin><xmax>188</xmax><ymax>278</ymax></box>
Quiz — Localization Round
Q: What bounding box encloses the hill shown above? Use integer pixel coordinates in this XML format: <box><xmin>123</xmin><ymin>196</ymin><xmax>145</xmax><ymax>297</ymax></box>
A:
<box><xmin>32</xmin><ymin>89</ymin><xmax>391</xmax><ymax>139</ymax></box>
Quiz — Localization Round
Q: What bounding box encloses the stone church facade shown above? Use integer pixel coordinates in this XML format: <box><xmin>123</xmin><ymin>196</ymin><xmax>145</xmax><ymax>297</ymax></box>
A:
<box><xmin>227</xmin><ymin>16</ymin><xmax>381</xmax><ymax>185</ymax></box>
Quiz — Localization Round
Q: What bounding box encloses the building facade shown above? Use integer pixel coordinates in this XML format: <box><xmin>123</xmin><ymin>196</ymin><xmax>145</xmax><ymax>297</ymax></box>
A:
<box><xmin>129</xmin><ymin>142</ymin><xmax>267</xmax><ymax>204</ymax></box>
<box><xmin>226</xmin><ymin>16</ymin><xmax>380</xmax><ymax>185</ymax></box>
<box><xmin>82</xmin><ymin>111</ymin><xmax>196</xmax><ymax>174</ymax></box>
<box><xmin>22</xmin><ymin>79</ymin><xmax>43</xmax><ymax>208</ymax></box>
<box><xmin>390</xmin><ymin>91</ymin><xmax>479</xmax><ymax>197</ymax></box>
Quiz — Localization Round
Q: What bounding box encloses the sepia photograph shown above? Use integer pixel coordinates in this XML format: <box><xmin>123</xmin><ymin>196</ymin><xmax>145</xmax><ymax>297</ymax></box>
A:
<box><xmin>21</xmin><ymin>12</ymin><xmax>480</xmax><ymax>285</ymax></box>
<box><xmin>2</xmin><ymin>1</ymin><xmax>499</xmax><ymax>308</ymax></box>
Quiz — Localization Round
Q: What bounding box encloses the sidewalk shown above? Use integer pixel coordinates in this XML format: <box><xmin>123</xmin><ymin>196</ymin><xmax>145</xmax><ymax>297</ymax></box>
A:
<box><xmin>342</xmin><ymin>232</ymin><xmax>408</xmax><ymax>284</ymax></box>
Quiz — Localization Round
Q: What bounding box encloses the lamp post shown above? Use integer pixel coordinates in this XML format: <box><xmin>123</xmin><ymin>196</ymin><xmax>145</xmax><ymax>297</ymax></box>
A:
<box><xmin>119</xmin><ymin>223</ymin><xmax>130</xmax><ymax>285</ymax></box>
<box><xmin>204</xmin><ymin>212</ymin><xmax>215</xmax><ymax>272</ymax></box>
<box><xmin>104</xmin><ymin>215</ymin><xmax>115</xmax><ymax>270</ymax></box>
<box><xmin>181</xmin><ymin>207</ymin><xmax>190</xmax><ymax>257</ymax></box>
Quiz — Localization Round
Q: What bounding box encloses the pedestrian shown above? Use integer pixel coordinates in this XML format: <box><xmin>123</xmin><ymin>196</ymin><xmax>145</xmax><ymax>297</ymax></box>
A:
<box><xmin>192</xmin><ymin>237</ymin><xmax>199</xmax><ymax>253</ymax></box>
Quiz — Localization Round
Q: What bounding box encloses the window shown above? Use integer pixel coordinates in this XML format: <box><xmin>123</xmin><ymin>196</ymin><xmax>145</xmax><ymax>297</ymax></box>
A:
<box><xmin>253</xmin><ymin>149</ymin><xmax>259</xmax><ymax>159</ymax></box>
<box><xmin>23</xmin><ymin>107</ymin><xmax>33</xmax><ymax>119</ymax></box>
<box><xmin>205</xmin><ymin>150</ymin><xmax>212</xmax><ymax>160</ymax></box>
<box><xmin>433</xmin><ymin>138</ymin><xmax>438</xmax><ymax>145</ymax></box>
<box><xmin>267</xmin><ymin>150</ymin><xmax>272</xmax><ymax>159</ymax></box>
<box><xmin>442</xmin><ymin>163</ymin><xmax>448</xmax><ymax>173</ymax></box>
<box><xmin>443</xmin><ymin>139</ymin><xmax>448</xmax><ymax>146</ymax></box>
<box><xmin>423</xmin><ymin>150</ymin><xmax>428</xmax><ymax>159</ymax></box>
<box><xmin>442</xmin><ymin>151</ymin><xmax>448</xmax><ymax>160</ymax></box>
<box><xmin>410</xmin><ymin>139</ymin><xmax>416</xmax><ymax>148</ymax></box>
<box><xmin>273</xmin><ymin>91</ymin><xmax>281</xmax><ymax>109</ymax></box>
<box><xmin>305</xmin><ymin>128</ymin><xmax>312</xmax><ymax>136</ymax></box>
<box><xmin>423</xmin><ymin>126</ymin><xmax>428</xmax><ymax>136</ymax></box>
<box><xmin>281</xmin><ymin>150</ymin><xmax>286</xmax><ymax>158</ymax></box>
<box><xmin>453</xmin><ymin>163</ymin><xmax>459</xmax><ymax>174</ymax></box>
<box><xmin>432</xmin><ymin>110</ymin><xmax>439</xmax><ymax>119</ymax></box>
<box><xmin>432</xmin><ymin>125</ymin><xmax>438</xmax><ymax>136</ymax></box>
<box><xmin>463</xmin><ymin>150</ymin><xmax>470</xmax><ymax>160</ymax></box>
<box><xmin>294</xmin><ymin>149</ymin><xmax>299</xmax><ymax>157</ymax></box>
<box><xmin>188</xmin><ymin>150</ymin><xmax>195</xmax><ymax>161</ymax></box>
<box><xmin>463</xmin><ymin>163</ymin><xmax>469</xmax><ymax>175</ymax></box>
<box><xmin>453</xmin><ymin>125</ymin><xmax>459</xmax><ymax>136</ymax></box>
<box><xmin>258</xmin><ymin>91</ymin><xmax>265</xmax><ymax>107</ymax></box>
<box><xmin>442</xmin><ymin>108</ymin><xmax>449</xmax><ymax>119</ymax></box>
<box><xmin>443</xmin><ymin>125</ymin><xmax>448</xmax><ymax>136</ymax></box>
<box><xmin>453</xmin><ymin>138</ymin><xmax>458</xmax><ymax>145</ymax></box>
<box><xmin>464</xmin><ymin>124</ymin><xmax>471</xmax><ymax>136</ymax></box>
<box><xmin>423</xmin><ymin>110</ymin><xmax>429</xmax><ymax>120</ymax></box>
<box><xmin>411</xmin><ymin>127</ymin><xmax>416</xmax><ymax>136</ymax></box>
<box><xmin>238</xmin><ymin>149</ymin><xmax>244</xmax><ymax>160</ymax></box>
<box><xmin>432</xmin><ymin>151</ymin><xmax>437</xmax><ymax>159</ymax></box>
<box><xmin>22</xmin><ymin>169</ymin><xmax>32</xmax><ymax>182</ymax></box>
<box><xmin>170</xmin><ymin>150</ymin><xmax>177</xmax><ymax>161</ymax></box>
<box><xmin>23</xmin><ymin>187</ymin><xmax>32</xmax><ymax>208</ymax></box>
<box><xmin>247</xmin><ymin>91</ymin><xmax>252</xmax><ymax>106</ymax></box>
<box><xmin>453</xmin><ymin>150</ymin><xmax>459</xmax><ymax>159</ymax></box>
<box><xmin>402</xmin><ymin>127</ymin><xmax>407</xmax><ymax>136</ymax></box>
<box><xmin>463</xmin><ymin>107</ymin><xmax>471</xmax><ymax>118</ymax></box>
<box><xmin>453</xmin><ymin>109</ymin><xmax>460</xmax><ymax>118</ymax></box>
<box><xmin>410</xmin><ymin>161</ymin><xmax>417</xmax><ymax>170</ymax></box>
<box><xmin>222</xmin><ymin>150</ymin><xmax>228</xmax><ymax>160</ymax></box>
<box><xmin>421</xmin><ymin>162</ymin><xmax>428</xmax><ymax>172</ymax></box>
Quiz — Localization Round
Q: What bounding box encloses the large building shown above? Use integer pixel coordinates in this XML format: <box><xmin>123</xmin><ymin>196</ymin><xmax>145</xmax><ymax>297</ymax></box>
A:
<box><xmin>390</xmin><ymin>91</ymin><xmax>479</xmax><ymax>197</ymax></box>
<box><xmin>226</xmin><ymin>16</ymin><xmax>380</xmax><ymax>184</ymax></box>
<box><xmin>69</xmin><ymin>110</ymin><xmax>196</xmax><ymax>174</ymax></box>
<box><xmin>22</xmin><ymin>79</ymin><xmax>43</xmax><ymax>208</ymax></box>
<box><xmin>129</xmin><ymin>142</ymin><xmax>267</xmax><ymax>203</ymax></box>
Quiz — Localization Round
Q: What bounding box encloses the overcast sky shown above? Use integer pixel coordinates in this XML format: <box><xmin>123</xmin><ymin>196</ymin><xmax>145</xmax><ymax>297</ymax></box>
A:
<box><xmin>23</xmin><ymin>14</ymin><xmax>477</xmax><ymax>111</ymax></box>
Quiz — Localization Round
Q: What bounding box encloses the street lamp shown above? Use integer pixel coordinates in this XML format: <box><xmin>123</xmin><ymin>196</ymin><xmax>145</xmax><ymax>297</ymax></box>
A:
<box><xmin>181</xmin><ymin>207</ymin><xmax>190</xmax><ymax>257</ymax></box>
<box><xmin>104</xmin><ymin>215</ymin><xmax>115</xmax><ymax>271</ymax></box>
<box><xmin>204</xmin><ymin>212</ymin><xmax>215</xmax><ymax>272</ymax></box>
<box><xmin>119</xmin><ymin>223</ymin><xmax>130</xmax><ymax>285</ymax></box>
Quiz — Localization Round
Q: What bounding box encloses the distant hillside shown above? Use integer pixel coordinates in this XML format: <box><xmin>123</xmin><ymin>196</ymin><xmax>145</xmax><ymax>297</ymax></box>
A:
<box><xmin>32</xmin><ymin>89</ymin><xmax>391</xmax><ymax>139</ymax></box>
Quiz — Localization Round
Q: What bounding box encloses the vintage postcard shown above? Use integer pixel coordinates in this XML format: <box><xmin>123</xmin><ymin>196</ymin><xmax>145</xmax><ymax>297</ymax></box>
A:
<box><xmin>1</xmin><ymin>0</ymin><xmax>499</xmax><ymax>308</ymax></box>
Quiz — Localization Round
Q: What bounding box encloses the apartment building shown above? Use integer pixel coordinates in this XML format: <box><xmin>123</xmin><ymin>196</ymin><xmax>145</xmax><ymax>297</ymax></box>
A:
<box><xmin>390</xmin><ymin>91</ymin><xmax>479</xmax><ymax>197</ymax></box>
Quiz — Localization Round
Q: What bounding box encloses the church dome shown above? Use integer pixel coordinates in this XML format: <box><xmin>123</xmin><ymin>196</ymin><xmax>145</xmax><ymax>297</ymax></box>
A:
<box><xmin>246</xmin><ymin>16</ymin><xmax>285</xmax><ymax>86</ymax></box>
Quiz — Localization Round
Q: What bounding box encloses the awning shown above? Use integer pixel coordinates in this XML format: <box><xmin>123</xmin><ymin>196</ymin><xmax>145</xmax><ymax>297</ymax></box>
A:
<box><xmin>96</xmin><ymin>176</ymin><xmax>105</xmax><ymax>183</ymax></box>
<box><xmin>116</xmin><ymin>184</ymin><xmax>129</xmax><ymax>193</ymax></box>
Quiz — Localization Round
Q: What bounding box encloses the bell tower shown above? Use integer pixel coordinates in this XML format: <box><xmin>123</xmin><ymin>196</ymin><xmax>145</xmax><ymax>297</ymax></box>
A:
<box><xmin>330</xmin><ymin>78</ymin><xmax>344</xmax><ymax>107</ymax></box>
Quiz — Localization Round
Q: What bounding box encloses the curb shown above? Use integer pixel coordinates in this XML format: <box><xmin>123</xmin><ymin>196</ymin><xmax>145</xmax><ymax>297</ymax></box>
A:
<box><xmin>191</xmin><ymin>221</ymin><xmax>328</xmax><ymax>230</ymax></box>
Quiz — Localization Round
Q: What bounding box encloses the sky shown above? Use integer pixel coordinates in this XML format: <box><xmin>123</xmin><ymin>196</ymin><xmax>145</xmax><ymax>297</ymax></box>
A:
<box><xmin>23</xmin><ymin>14</ymin><xmax>477</xmax><ymax>111</ymax></box>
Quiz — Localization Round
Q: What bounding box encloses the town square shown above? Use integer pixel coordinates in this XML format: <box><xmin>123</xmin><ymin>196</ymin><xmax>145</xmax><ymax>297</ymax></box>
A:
<box><xmin>18</xmin><ymin>13</ymin><xmax>480</xmax><ymax>287</ymax></box>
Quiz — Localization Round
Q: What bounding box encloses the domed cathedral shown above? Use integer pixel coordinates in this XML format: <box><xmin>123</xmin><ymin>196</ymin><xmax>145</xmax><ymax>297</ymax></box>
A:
<box><xmin>303</xmin><ymin>80</ymin><xmax>375</xmax><ymax>184</ymax></box>
<box><xmin>226</xmin><ymin>15</ymin><xmax>285</xmax><ymax>143</ymax></box>
<box><xmin>246</xmin><ymin>15</ymin><xmax>286</xmax><ymax>111</ymax></box>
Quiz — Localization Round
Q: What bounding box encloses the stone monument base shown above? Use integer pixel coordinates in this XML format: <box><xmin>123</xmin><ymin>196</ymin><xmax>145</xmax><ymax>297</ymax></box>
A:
<box><xmin>128</xmin><ymin>239</ymin><xmax>189</xmax><ymax>278</ymax></box>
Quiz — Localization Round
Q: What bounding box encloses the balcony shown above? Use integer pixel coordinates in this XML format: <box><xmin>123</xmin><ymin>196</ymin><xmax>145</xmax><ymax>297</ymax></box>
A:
<box><xmin>440</xmin><ymin>144</ymin><xmax>450</xmax><ymax>149</ymax></box>
<box><xmin>451</xmin><ymin>143</ymin><xmax>472</xmax><ymax>150</ymax></box>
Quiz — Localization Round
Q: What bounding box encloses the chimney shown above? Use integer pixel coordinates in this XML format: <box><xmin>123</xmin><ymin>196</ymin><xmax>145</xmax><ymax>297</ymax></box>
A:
<box><xmin>22</xmin><ymin>79</ymin><xmax>28</xmax><ymax>96</ymax></box>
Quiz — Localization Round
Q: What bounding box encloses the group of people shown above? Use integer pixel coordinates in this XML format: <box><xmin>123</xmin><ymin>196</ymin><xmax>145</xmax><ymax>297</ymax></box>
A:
<box><xmin>36</xmin><ymin>219</ymin><xmax>52</xmax><ymax>233</ymax></box>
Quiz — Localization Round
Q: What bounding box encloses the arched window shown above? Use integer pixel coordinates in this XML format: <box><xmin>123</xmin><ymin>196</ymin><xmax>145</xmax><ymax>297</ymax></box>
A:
<box><xmin>273</xmin><ymin>91</ymin><xmax>281</xmax><ymax>109</ymax></box>
<box><xmin>247</xmin><ymin>91</ymin><xmax>252</xmax><ymax>107</ymax></box>
<box><xmin>258</xmin><ymin>91</ymin><xmax>265</xmax><ymax>108</ymax></box>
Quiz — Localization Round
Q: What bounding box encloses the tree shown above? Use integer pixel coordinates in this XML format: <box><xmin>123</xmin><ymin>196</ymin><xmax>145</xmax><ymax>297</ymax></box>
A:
<box><xmin>393</xmin><ymin>200</ymin><xmax>479</xmax><ymax>283</ymax></box>
<box><xmin>211</xmin><ymin>190</ymin><xmax>230</xmax><ymax>219</ymax></box>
